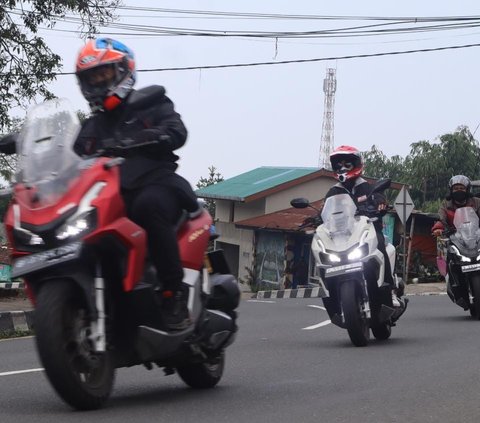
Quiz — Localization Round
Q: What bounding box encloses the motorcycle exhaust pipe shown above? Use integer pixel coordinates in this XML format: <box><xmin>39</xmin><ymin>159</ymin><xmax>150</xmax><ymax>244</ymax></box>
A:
<box><xmin>203</xmin><ymin>309</ymin><xmax>237</xmax><ymax>350</ymax></box>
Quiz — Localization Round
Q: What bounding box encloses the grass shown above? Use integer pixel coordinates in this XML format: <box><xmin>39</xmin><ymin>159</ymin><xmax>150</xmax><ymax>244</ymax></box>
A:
<box><xmin>0</xmin><ymin>329</ymin><xmax>34</xmax><ymax>340</ymax></box>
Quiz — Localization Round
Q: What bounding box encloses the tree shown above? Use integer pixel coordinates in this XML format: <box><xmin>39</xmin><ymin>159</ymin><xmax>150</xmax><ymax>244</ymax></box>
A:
<box><xmin>196</xmin><ymin>166</ymin><xmax>224</xmax><ymax>218</ymax></box>
<box><xmin>0</xmin><ymin>0</ymin><xmax>121</xmax><ymax>131</ymax></box>
<box><xmin>363</xmin><ymin>126</ymin><xmax>480</xmax><ymax>210</ymax></box>
<box><xmin>363</xmin><ymin>145</ymin><xmax>406</xmax><ymax>202</ymax></box>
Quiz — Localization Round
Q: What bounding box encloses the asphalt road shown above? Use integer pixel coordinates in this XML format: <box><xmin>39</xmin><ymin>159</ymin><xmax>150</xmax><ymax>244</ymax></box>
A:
<box><xmin>1</xmin><ymin>295</ymin><xmax>480</xmax><ymax>423</ymax></box>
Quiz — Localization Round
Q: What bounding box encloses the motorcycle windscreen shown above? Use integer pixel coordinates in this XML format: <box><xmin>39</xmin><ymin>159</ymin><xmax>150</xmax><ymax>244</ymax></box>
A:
<box><xmin>16</xmin><ymin>98</ymin><xmax>83</xmax><ymax>208</ymax></box>
<box><xmin>453</xmin><ymin>207</ymin><xmax>480</xmax><ymax>250</ymax></box>
<box><xmin>321</xmin><ymin>193</ymin><xmax>357</xmax><ymax>243</ymax></box>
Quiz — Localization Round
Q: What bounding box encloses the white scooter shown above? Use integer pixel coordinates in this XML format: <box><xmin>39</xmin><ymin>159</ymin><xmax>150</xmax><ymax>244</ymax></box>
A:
<box><xmin>291</xmin><ymin>179</ymin><xmax>407</xmax><ymax>347</ymax></box>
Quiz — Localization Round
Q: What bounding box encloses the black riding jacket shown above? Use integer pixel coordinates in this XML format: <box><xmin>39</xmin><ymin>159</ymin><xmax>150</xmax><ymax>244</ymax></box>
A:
<box><xmin>74</xmin><ymin>85</ymin><xmax>188</xmax><ymax>191</ymax></box>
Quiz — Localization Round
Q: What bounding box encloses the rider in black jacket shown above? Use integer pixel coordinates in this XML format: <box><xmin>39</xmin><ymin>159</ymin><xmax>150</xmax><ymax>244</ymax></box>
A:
<box><xmin>74</xmin><ymin>38</ymin><xmax>198</xmax><ymax>330</ymax></box>
<box><xmin>326</xmin><ymin>145</ymin><xmax>400</xmax><ymax>306</ymax></box>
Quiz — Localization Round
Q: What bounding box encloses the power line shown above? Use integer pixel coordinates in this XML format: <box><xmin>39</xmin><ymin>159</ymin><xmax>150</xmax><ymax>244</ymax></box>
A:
<box><xmin>9</xmin><ymin>9</ymin><xmax>480</xmax><ymax>39</ymax></box>
<box><xmin>51</xmin><ymin>42</ymin><xmax>480</xmax><ymax>76</ymax></box>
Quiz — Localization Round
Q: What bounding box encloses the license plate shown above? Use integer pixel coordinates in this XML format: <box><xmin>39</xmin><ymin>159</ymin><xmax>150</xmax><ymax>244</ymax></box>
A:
<box><xmin>461</xmin><ymin>263</ymin><xmax>480</xmax><ymax>273</ymax></box>
<box><xmin>12</xmin><ymin>241</ymin><xmax>82</xmax><ymax>278</ymax></box>
<box><xmin>325</xmin><ymin>262</ymin><xmax>363</xmax><ymax>278</ymax></box>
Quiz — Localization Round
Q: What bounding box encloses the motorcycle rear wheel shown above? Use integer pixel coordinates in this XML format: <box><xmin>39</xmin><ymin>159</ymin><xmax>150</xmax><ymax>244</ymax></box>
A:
<box><xmin>340</xmin><ymin>282</ymin><xmax>370</xmax><ymax>347</ymax></box>
<box><xmin>35</xmin><ymin>280</ymin><xmax>114</xmax><ymax>410</ymax></box>
<box><xmin>176</xmin><ymin>350</ymin><xmax>225</xmax><ymax>388</ymax></box>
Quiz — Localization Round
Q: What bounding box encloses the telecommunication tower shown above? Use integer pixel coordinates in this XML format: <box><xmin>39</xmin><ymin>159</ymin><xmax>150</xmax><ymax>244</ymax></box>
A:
<box><xmin>318</xmin><ymin>68</ymin><xmax>337</xmax><ymax>169</ymax></box>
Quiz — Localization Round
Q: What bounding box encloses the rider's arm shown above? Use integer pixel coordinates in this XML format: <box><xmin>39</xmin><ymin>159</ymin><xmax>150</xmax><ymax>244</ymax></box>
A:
<box><xmin>131</xmin><ymin>95</ymin><xmax>187</xmax><ymax>153</ymax></box>
<box><xmin>432</xmin><ymin>202</ymin><xmax>450</xmax><ymax>236</ymax></box>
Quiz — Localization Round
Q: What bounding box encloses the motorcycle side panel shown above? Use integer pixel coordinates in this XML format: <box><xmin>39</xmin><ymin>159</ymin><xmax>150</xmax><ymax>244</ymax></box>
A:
<box><xmin>85</xmin><ymin>217</ymin><xmax>146</xmax><ymax>291</ymax></box>
<box><xmin>177</xmin><ymin>210</ymin><xmax>213</xmax><ymax>270</ymax></box>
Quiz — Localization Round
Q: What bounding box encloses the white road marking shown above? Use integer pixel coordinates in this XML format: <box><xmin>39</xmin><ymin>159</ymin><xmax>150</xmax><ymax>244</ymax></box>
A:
<box><xmin>302</xmin><ymin>304</ymin><xmax>331</xmax><ymax>330</ymax></box>
<box><xmin>302</xmin><ymin>320</ymin><xmax>331</xmax><ymax>330</ymax></box>
<box><xmin>247</xmin><ymin>300</ymin><xmax>276</xmax><ymax>303</ymax></box>
<box><xmin>307</xmin><ymin>304</ymin><xmax>326</xmax><ymax>311</ymax></box>
<box><xmin>0</xmin><ymin>368</ymin><xmax>44</xmax><ymax>377</ymax></box>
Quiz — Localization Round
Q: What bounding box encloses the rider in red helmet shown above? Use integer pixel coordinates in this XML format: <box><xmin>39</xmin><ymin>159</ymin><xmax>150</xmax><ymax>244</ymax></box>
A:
<box><xmin>326</xmin><ymin>145</ymin><xmax>400</xmax><ymax>306</ymax></box>
<box><xmin>74</xmin><ymin>38</ymin><xmax>198</xmax><ymax>330</ymax></box>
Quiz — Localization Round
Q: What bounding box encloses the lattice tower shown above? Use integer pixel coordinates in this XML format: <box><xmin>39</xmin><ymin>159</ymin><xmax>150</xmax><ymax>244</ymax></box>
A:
<box><xmin>318</xmin><ymin>68</ymin><xmax>337</xmax><ymax>169</ymax></box>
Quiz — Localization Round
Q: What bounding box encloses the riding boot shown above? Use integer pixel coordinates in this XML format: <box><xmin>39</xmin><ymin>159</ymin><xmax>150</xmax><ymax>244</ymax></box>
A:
<box><xmin>160</xmin><ymin>287</ymin><xmax>191</xmax><ymax>331</ymax></box>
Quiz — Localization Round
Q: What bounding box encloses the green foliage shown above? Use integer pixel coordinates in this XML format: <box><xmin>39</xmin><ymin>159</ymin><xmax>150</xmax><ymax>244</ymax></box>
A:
<box><xmin>196</xmin><ymin>165</ymin><xmax>224</xmax><ymax>218</ymax></box>
<box><xmin>363</xmin><ymin>126</ymin><xmax>480</xmax><ymax>211</ymax></box>
<box><xmin>0</xmin><ymin>329</ymin><xmax>34</xmax><ymax>340</ymax></box>
<box><xmin>421</xmin><ymin>199</ymin><xmax>444</xmax><ymax>214</ymax></box>
<box><xmin>0</xmin><ymin>1</ymin><xmax>120</xmax><ymax>131</ymax></box>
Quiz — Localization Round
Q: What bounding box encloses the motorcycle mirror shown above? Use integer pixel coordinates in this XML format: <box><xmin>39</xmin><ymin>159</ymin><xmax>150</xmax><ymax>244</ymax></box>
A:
<box><xmin>371</xmin><ymin>178</ymin><xmax>391</xmax><ymax>194</ymax></box>
<box><xmin>0</xmin><ymin>133</ymin><xmax>18</xmax><ymax>155</ymax></box>
<box><xmin>290</xmin><ymin>198</ymin><xmax>310</xmax><ymax>209</ymax></box>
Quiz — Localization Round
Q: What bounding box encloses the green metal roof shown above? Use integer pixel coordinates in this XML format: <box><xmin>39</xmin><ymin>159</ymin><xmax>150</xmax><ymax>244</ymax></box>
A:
<box><xmin>195</xmin><ymin>166</ymin><xmax>319</xmax><ymax>201</ymax></box>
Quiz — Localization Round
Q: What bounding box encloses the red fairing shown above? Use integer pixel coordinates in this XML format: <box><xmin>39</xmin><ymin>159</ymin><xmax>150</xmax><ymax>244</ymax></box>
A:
<box><xmin>177</xmin><ymin>210</ymin><xmax>213</xmax><ymax>270</ymax></box>
<box><xmin>4</xmin><ymin>157</ymin><xmax>146</xmax><ymax>291</ymax></box>
<box><xmin>85</xmin><ymin>217</ymin><xmax>146</xmax><ymax>291</ymax></box>
<box><xmin>7</xmin><ymin>158</ymin><xmax>124</xmax><ymax>229</ymax></box>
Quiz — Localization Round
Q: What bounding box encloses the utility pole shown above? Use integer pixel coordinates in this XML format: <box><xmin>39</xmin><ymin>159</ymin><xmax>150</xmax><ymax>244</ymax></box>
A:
<box><xmin>318</xmin><ymin>68</ymin><xmax>337</xmax><ymax>169</ymax></box>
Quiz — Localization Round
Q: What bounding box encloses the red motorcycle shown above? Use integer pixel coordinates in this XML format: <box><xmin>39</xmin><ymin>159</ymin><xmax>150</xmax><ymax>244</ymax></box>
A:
<box><xmin>1</xmin><ymin>98</ymin><xmax>239</xmax><ymax>410</ymax></box>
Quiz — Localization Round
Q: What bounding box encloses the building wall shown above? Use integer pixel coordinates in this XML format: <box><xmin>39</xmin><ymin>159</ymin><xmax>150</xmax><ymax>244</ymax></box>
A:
<box><xmin>215</xmin><ymin>198</ymin><xmax>266</xmax><ymax>223</ymax></box>
<box><xmin>235</xmin><ymin>198</ymin><xmax>266</xmax><ymax>222</ymax></box>
<box><xmin>265</xmin><ymin>177</ymin><xmax>334</xmax><ymax>214</ymax></box>
<box><xmin>214</xmin><ymin>221</ymin><xmax>255</xmax><ymax>289</ymax></box>
<box><xmin>215</xmin><ymin>199</ymin><xmax>233</xmax><ymax>222</ymax></box>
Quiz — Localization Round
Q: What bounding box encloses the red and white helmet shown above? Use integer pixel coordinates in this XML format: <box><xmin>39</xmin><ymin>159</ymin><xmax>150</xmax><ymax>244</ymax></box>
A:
<box><xmin>329</xmin><ymin>145</ymin><xmax>364</xmax><ymax>183</ymax></box>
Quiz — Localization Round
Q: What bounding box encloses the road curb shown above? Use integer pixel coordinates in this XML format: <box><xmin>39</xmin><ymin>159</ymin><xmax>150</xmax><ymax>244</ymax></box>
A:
<box><xmin>0</xmin><ymin>282</ymin><xmax>24</xmax><ymax>289</ymax></box>
<box><xmin>248</xmin><ymin>288</ymin><xmax>447</xmax><ymax>300</ymax></box>
<box><xmin>0</xmin><ymin>310</ymin><xmax>34</xmax><ymax>333</ymax></box>
<box><xmin>253</xmin><ymin>286</ymin><xmax>327</xmax><ymax>299</ymax></box>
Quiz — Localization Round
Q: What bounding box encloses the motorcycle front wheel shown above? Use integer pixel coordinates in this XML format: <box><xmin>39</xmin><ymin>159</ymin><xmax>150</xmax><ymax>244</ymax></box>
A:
<box><xmin>470</xmin><ymin>274</ymin><xmax>480</xmax><ymax>320</ymax></box>
<box><xmin>34</xmin><ymin>279</ymin><xmax>115</xmax><ymax>410</ymax></box>
<box><xmin>341</xmin><ymin>282</ymin><xmax>370</xmax><ymax>347</ymax></box>
<box><xmin>176</xmin><ymin>350</ymin><xmax>225</xmax><ymax>388</ymax></box>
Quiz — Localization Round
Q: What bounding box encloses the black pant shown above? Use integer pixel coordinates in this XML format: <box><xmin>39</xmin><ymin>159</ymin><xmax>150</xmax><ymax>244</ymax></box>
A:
<box><xmin>376</xmin><ymin>229</ymin><xmax>394</xmax><ymax>286</ymax></box>
<box><xmin>123</xmin><ymin>180</ymin><xmax>197</xmax><ymax>291</ymax></box>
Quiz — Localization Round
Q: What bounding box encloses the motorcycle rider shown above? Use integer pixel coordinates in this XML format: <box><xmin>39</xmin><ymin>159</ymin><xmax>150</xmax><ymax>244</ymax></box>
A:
<box><xmin>432</xmin><ymin>175</ymin><xmax>480</xmax><ymax>237</ymax></box>
<box><xmin>73</xmin><ymin>38</ymin><xmax>198</xmax><ymax>331</ymax></box>
<box><xmin>325</xmin><ymin>145</ymin><xmax>400</xmax><ymax>306</ymax></box>
<box><xmin>431</xmin><ymin>175</ymin><xmax>480</xmax><ymax>308</ymax></box>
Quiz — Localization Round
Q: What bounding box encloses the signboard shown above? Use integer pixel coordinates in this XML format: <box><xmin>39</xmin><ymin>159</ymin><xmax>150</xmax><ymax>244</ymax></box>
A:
<box><xmin>382</xmin><ymin>213</ymin><xmax>395</xmax><ymax>244</ymax></box>
<box><xmin>0</xmin><ymin>264</ymin><xmax>11</xmax><ymax>281</ymax></box>
<box><xmin>394</xmin><ymin>186</ymin><xmax>415</xmax><ymax>226</ymax></box>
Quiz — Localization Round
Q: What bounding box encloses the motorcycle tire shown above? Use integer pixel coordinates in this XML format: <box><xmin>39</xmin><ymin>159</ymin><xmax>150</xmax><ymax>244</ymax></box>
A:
<box><xmin>176</xmin><ymin>350</ymin><xmax>225</xmax><ymax>389</ymax></box>
<box><xmin>470</xmin><ymin>275</ymin><xmax>480</xmax><ymax>320</ymax></box>
<box><xmin>35</xmin><ymin>280</ymin><xmax>115</xmax><ymax>410</ymax></box>
<box><xmin>340</xmin><ymin>282</ymin><xmax>370</xmax><ymax>347</ymax></box>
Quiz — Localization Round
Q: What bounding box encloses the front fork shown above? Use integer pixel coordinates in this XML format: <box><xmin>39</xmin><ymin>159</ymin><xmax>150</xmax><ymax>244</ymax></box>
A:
<box><xmin>90</xmin><ymin>262</ymin><xmax>106</xmax><ymax>353</ymax></box>
<box><xmin>360</xmin><ymin>280</ymin><xmax>371</xmax><ymax>319</ymax></box>
<box><xmin>354</xmin><ymin>277</ymin><xmax>371</xmax><ymax>319</ymax></box>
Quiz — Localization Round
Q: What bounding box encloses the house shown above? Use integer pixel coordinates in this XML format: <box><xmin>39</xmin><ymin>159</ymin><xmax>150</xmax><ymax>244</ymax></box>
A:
<box><xmin>195</xmin><ymin>166</ymin><xmax>438</xmax><ymax>289</ymax></box>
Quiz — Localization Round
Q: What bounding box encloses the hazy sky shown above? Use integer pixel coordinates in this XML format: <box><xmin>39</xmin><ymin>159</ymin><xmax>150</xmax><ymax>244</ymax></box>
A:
<box><xmin>31</xmin><ymin>0</ymin><xmax>480</xmax><ymax>186</ymax></box>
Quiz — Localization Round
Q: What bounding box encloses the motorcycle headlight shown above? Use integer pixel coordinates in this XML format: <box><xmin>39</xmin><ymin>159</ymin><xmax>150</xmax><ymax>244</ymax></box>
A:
<box><xmin>319</xmin><ymin>251</ymin><xmax>341</xmax><ymax>263</ymax></box>
<box><xmin>450</xmin><ymin>245</ymin><xmax>471</xmax><ymax>262</ymax></box>
<box><xmin>347</xmin><ymin>243</ymin><xmax>369</xmax><ymax>261</ymax></box>
<box><xmin>56</xmin><ymin>209</ymin><xmax>97</xmax><ymax>241</ymax></box>
<box><xmin>13</xmin><ymin>228</ymin><xmax>45</xmax><ymax>246</ymax></box>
